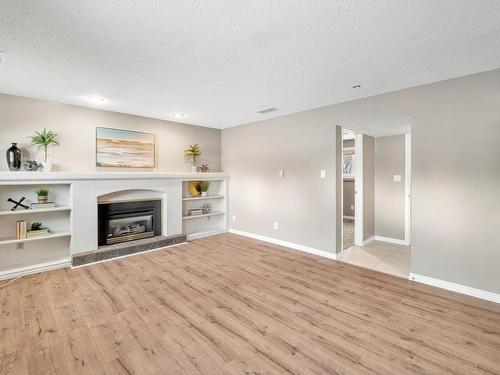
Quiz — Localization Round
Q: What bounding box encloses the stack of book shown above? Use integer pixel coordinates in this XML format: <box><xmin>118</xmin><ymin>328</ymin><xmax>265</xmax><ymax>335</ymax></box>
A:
<box><xmin>26</xmin><ymin>228</ymin><xmax>50</xmax><ymax>238</ymax></box>
<box><xmin>16</xmin><ymin>220</ymin><xmax>27</xmax><ymax>239</ymax></box>
<box><xmin>188</xmin><ymin>209</ymin><xmax>204</xmax><ymax>216</ymax></box>
<box><xmin>30</xmin><ymin>202</ymin><xmax>56</xmax><ymax>209</ymax></box>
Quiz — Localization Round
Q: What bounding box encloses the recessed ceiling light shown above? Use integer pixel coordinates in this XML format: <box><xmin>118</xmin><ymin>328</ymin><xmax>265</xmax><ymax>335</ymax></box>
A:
<box><xmin>82</xmin><ymin>95</ymin><xmax>108</xmax><ymax>105</ymax></box>
<box><xmin>170</xmin><ymin>112</ymin><xmax>186</xmax><ymax>119</ymax></box>
<box><xmin>352</xmin><ymin>84</ymin><xmax>361</xmax><ymax>89</ymax></box>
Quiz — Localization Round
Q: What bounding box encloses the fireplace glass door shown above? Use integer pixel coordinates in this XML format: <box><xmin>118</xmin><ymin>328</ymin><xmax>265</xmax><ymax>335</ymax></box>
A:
<box><xmin>107</xmin><ymin>212</ymin><xmax>154</xmax><ymax>244</ymax></box>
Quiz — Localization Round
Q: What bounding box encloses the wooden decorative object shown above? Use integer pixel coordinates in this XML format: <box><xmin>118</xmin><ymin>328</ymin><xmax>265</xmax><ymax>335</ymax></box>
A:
<box><xmin>187</xmin><ymin>181</ymin><xmax>201</xmax><ymax>197</ymax></box>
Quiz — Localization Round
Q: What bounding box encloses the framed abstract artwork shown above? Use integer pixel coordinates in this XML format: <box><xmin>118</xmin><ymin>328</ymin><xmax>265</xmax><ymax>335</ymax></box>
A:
<box><xmin>96</xmin><ymin>127</ymin><xmax>155</xmax><ymax>168</ymax></box>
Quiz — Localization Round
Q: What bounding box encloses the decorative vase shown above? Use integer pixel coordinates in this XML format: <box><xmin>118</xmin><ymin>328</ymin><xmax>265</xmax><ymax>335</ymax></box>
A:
<box><xmin>6</xmin><ymin>143</ymin><xmax>22</xmax><ymax>171</ymax></box>
<box><xmin>40</xmin><ymin>153</ymin><xmax>53</xmax><ymax>171</ymax></box>
<box><xmin>191</xmin><ymin>166</ymin><xmax>198</xmax><ymax>173</ymax></box>
<box><xmin>40</xmin><ymin>161</ymin><xmax>53</xmax><ymax>172</ymax></box>
<box><xmin>201</xmin><ymin>191</ymin><xmax>207</xmax><ymax>197</ymax></box>
<box><xmin>37</xmin><ymin>195</ymin><xmax>48</xmax><ymax>204</ymax></box>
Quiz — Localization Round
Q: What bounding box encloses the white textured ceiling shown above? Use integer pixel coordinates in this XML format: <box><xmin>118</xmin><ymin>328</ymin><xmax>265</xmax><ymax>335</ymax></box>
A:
<box><xmin>1</xmin><ymin>0</ymin><xmax>499</xmax><ymax>129</ymax></box>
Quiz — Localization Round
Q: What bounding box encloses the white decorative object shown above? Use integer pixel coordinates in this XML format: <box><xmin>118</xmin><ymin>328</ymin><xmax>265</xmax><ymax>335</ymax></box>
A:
<box><xmin>40</xmin><ymin>157</ymin><xmax>53</xmax><ymax>171</ymax></box>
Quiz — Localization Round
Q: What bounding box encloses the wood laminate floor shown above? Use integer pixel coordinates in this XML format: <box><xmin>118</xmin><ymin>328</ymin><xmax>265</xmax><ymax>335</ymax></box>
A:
<box><xmin>1</xmin><ymin>233</ymin><xmax>499</xmax><ymax>374</ymax></box>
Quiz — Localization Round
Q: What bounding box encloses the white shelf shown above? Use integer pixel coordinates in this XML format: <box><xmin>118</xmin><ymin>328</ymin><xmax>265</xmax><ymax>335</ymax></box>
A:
<box><xmin>182</xmin><ymin>211</ymin><xmax>225</xmax><ymax>220</ymax></box>
<box><xmin>0</xmin><ymin>232</ymin><xmax>71</xmax><ymax>246</ymax></box>
<box><xmin>182</xmin><ymin>195</ymin><xmax>225</xmax><ymax>201</ymax></box>
<box><xmin>186</xmin><ymin>229</ymin><xmax>228</xmax><ymax>241</ymax></box>
<box><xmin>0</xmin><ymin>207</ymin><xmax>71</xmax><ymax>216</ymax></box>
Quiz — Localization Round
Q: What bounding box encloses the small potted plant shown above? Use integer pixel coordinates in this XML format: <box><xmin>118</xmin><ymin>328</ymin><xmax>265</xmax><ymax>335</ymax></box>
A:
<box><xmin>29</xmin><ymin>127</ymin><xmax>59</xmax><ymax>171</ymax></box>
<box><xmin>184</xmin><ymin>144</ymin><xmax>201</xmax><ymax>173</ymax></box>
<box><xmin>36</xmin><ymin>188</ymin><xmax>49</xmax><ymax>203</ymax></box>
<box><xmin>197</xmin><ymin>181</ymin><xmax>210</xmax><ymax>197</ymax></box>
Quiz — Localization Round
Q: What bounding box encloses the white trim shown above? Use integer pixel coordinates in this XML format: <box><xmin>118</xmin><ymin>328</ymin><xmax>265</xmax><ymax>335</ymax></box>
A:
<box><xmin>230</xmin><ymin>229</ymin><xmax>337</xmax><ymax>260</ymax></box>
<box><xmin>374</xmin><ymin>235</ymin><xmax>409</xmax><ymax>246</ymax></box>
<box><xmin>71</xmin><ymin>242</ymin><xmax>187</xmax><ymax>269</ymax></box>
<box><xmin>0</xmin><ymin>258</ymin><xmax>71</xmax><ymax>281</ymax></box>
<box><xmin>186</xmin><ymin>229</ymin><xmax>228</xmax><ymax>241</ymax></box>
<box><xmin>339</xmin><ymin>126</ymin><xmax>344</xmax><ymax>254</ymax></box>
<box><xmin>354</xmin><ymin>134</ymin><xmax>364</xmax><ymax>246</ymax></box>
<box><xmin>0</xmin><ymin>171</ymin><xmax>229</xmax><ymax>182</ymax></box>
<box><xmin>363</xmin><ymin>235</ymin><xmax>375</xmax><ymax>245</ymax></box>
<box><xmin>409</xmin><ymin>273</ymin><xmax>500</xmax><ymax>304</ymax></box>
<box><xmin>404</xmin><ymin>133</ymin><xmax>411</xmax><ymax>245</ymax></box>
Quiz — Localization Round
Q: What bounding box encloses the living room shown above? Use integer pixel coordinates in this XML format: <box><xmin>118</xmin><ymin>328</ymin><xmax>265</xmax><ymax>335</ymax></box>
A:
<box><xmin>1</xmin><ymin>1</ymin><xmax>499</xmax><ymax>374</ymax></box>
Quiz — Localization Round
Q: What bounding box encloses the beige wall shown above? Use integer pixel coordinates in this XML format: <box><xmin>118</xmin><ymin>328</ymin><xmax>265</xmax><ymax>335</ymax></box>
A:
<box><xmin>222</xmin><ymin>68</ymin><xmax>500</xmax><ymax>294</ymax></box>
<box><xmin>375</xmin><ymin>135</ymin><xmax>406</xmax><ymax>239</ymax></box>
<box><xmin>222</xmin><ymin>111</ymin><xmax>337</xmax><ymax>253</ymax></box>
<box><xmin>363</xmin><ymin>135</ymin><xmax>375</xmax><ymax>240</ymax></box>
<box><xmin>0</xmin><ymin>94</ymin><xmax>221</xmax><ymax>172</ymax></box>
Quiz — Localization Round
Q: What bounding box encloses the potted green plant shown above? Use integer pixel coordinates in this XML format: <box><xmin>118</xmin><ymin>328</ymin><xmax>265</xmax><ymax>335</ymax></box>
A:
<box><xmin>36</xmin><ymin>188</ymin><xmax>49</xmax><ymax>203</ymax></box>
<box><xmin>197</xmin><ymin>181</ymin><xmax>210</xmax><ymax>197</ymax></box>
<box><xmin>184</xmin><ymin>144</ymin><xmax>201</xmax><ymax>173</ymax></box>
<box><xmin>29</xmin><ymin>127</ymin><xmax>59</xmax><ymax>171</ymax></box>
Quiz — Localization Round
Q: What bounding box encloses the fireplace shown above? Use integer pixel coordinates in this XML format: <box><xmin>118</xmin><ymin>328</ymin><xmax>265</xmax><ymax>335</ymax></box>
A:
<box><xmin>98</xmin><ymin>199</ymin><xmax>161</xmax><ymax>246</ymax></box>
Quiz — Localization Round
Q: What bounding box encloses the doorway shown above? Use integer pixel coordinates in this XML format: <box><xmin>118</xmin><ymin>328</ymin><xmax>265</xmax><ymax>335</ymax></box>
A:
<box><xmin>339</xmin><ymin>129</ymin><xmax>412</xmax><ymax>278</ymax></box>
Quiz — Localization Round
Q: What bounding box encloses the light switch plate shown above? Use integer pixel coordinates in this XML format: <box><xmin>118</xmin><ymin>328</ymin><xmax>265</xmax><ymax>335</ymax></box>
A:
<box><xmin>393</xmin><ymin>174</ymin><xmax>401</xmax><ymax>182</ymax></box>
<box><xmin>273</xmin><ymin>222</ymin><xmax>279</xmax><ymax>230</ymax></box>
<box><xmin>279</xmin><ymin>170</ymin><xmax>284</xmax><ymax>178</ymax></box>
<box><xmin>320</xmin><ymin>169</ymin><xmax>326</xmax><ymax>178</ymax></box>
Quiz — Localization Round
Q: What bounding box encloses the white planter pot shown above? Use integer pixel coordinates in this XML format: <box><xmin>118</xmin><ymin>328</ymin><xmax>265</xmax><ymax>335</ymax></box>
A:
<box><xmin>191</xmin><ymin>166</ymin><xmax>198</xmax><ymax>173</ymax></box>
<box><xmin>40</xmin><ymin>161</ymin><xmax>53</xmax><ymax>172</ymax></box>
<box><xmin>201</xmin><ymin>192</ymin><xmax>207</xmax><ymax>197</ymax></box>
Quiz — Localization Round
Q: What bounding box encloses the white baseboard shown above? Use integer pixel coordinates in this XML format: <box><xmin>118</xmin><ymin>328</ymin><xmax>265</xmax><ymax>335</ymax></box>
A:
<box><xmin>409</xmin><ymin>273</ymin><xmax>500</xmax><ymax>304</ymax></box>
<box><xmin>0</xmin><ymin>258</ymin><xmax>71</xmax><ymax>281</ymax></box>
<box><xmin>362</xmin><ymin>236</ymin><xmax>375</xmax><ymax>245</ymax></box>
<box><xmin>374</xmin><ymin>235</ymin><xmax>409</xmax><ymax>246</ymax></box>
<box><xmin>230</xmin><ymin>229</ymin><xmax>337</xmax><ymax>260</ymax></box>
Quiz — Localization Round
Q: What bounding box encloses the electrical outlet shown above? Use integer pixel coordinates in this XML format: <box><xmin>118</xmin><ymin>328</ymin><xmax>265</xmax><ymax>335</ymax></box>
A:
<box><xmin>232</xmin><ymin>215</ymin><xmax>236</xmax><ymax>222</ymax></box>
<box><xmin>393</xmin><ymin>174</ymin><xmax>401</xmax><ymax>182</ymax></box>
<box><xmin>273</xmin><ymin>222</ymin><xmax>279</xmax><ymax>230</ymax></box>
<box><xmin>279</xmin><ymin>170</ymin><xmax>284</xmax><ymax>178</ymax></box>
<box><xmin>16</xmin><ymin>243</ymin><xmax>24</xmax><ymax>250</ymax></box>
<box><xmin>320</xmin><ymin>169</ymin><xmax>326</xmax><ymax>178</ymax></box>
<box><xmin>350</xmin><ymin>205</ymin><xmax>354</xmax><ymax>210</ymax></box>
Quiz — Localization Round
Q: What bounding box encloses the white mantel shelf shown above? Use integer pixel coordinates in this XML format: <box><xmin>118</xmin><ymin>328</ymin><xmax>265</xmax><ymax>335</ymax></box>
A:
<box><xmin>0</xmin><ymin>171</ymin><xmax>229</xmax><ymax>182</ymax></box>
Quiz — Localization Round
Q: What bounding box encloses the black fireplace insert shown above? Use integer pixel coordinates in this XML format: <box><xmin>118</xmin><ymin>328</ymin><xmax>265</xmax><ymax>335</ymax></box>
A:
<box><xmin>98</xmin><ymin>199</ymin><xmax>161</xmax><ymax>246</ymax></box>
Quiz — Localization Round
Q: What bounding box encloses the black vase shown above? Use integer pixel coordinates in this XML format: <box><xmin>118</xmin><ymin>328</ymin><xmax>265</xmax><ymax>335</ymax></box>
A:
<box><xmin>6</xmin><ymin>143</ymin><xmax>22</xmax><ymax>171</ymax></box>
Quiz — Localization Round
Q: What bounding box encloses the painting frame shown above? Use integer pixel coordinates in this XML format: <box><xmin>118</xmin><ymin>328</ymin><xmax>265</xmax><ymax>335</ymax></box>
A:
<box><xmin>96</xmin><ymin>126</ymin><xmax>156</xmax><ymax>168</ymax></box>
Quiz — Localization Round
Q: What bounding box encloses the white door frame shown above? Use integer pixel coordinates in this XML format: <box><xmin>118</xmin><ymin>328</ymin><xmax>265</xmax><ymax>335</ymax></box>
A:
<box><xmin>354</xmin><ymin>134</ymin><xmax>364</xmax><ymax>246</ymax></box>
<box><xmin>404</xmin><ymin>133</ymin><xmax>411</xmax><ymax>245</ymax></box>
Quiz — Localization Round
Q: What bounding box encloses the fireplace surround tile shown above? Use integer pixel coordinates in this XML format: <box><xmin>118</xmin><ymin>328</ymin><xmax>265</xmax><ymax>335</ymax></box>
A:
<box><xmin>72</xmin><ymin>234</ymin><xmax>186</xmax><ymax>267</ymax></box>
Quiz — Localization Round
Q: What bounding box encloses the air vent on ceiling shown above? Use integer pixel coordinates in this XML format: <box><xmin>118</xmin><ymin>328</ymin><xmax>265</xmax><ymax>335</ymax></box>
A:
<box><xmin>256</xmin><ymin>107</ymin><xmax>277</xmax><ymax>114</ymax></box>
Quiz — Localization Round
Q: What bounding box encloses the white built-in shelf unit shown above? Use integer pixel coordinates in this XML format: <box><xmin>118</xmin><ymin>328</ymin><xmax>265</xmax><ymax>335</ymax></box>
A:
<box><xmin>181</xmin><ymin>179</ymin><xmax>228</xmax><ymax>240</ymax></box>
<box><xmin>0</xmin><ymin>181</ymin><xmax>72</xmax><ymax>279</ymax></box>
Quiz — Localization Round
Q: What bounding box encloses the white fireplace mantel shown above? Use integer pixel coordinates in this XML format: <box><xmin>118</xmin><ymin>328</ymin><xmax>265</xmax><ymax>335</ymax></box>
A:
<box><xmin>0</xmin><ymin>171</ymin><xmax>229</xmax><ymax>182</ymax></box>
